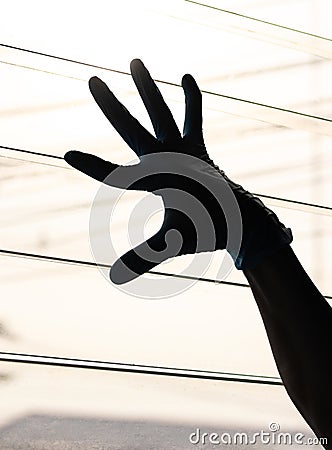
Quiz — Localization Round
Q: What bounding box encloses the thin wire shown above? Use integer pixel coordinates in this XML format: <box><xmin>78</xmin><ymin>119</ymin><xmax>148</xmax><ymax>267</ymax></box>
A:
<box><xmin>2</xmin><ymin>145</ymin><xmax>332</xmax><ymax>215</ymax></box>
<box><xmin>255</xmin><ymin>193</ymin><xmax>332</xmax><ymax>213</ymax></box>
<box><xmin>0</xmin><ymin>351</ymin><xmax>282</xmax><ymax>385</ymax></box>
<box><xmin>0</xmin><ymin>43</ymin><xmax>130</xmax><ymax>77</ymax></box>
<box><xmin>1</xmin><ymin>248</ymin><xmax>331</xmax><ymax>300</ymax></box>
<box><xmin>0</xmin><ymin>145</ymin><xmax>63</xmax><ymax>160</ymax></box>
<box><xmin>0</xmin><ymin>248</ymin><xmax>249</xmax><ymax>289</ymax></box>
<box><xmin>2</xmin><ymin>53</ymin><xmax>326</xmax><ymax>85</ymax></box>
<box><xmin>3</xmin><ymin>56</ymin><xmax>330</xmax><ymax>122</ymax></box>
<box><xmin>5</xmin><ymin>57</ymin><xmax>327</xmax><ymax>147</ymax></box>
<box><xmin>0</xmin><ymin>153</ymin><xmax>70</xmax><ymax>170</ymax></box>
<box><xmin>1</xmin><ymin>43</ymin><xmax>332</xmax><ymax>125</ymax></box>
<box><xmin>0</xmin><ymin>60</ymin><xmax>86</xmax><ymax>82</ymax></box>
<box><xmin>185</xmin><ymin>0</ymin><xmax>332</xmax><ymax>43</ymax></box>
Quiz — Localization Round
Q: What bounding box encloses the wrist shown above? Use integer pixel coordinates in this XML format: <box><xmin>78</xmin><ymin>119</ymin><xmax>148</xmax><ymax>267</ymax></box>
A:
<box><xmin>228</xmin><ymin>194</ymin><xmax>293</xmax><ymax>270</ymax></box>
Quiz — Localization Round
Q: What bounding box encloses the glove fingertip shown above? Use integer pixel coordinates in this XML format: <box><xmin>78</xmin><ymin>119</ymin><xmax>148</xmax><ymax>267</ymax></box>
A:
<box><xmin>110</xmin><ymin>259</ymin><xmax>140</xmax><ymax>285</ymax></box>
<box><xmin>182</xmin><ymin>73</ymin><xmax>196</xmax><ymax>87</ymax></box>
<box><xmin>64</xmin><ymin>150</ymin><xmax>82</xmax><ymax>166</ymax></box>
<box><xmin>89</xmin><ymin>76</ymin><xmax>103</xmax><ymax>88</ymax></box>
<box><xmin>130</xmin><ymin>58</ymin><xmax>144</xmax><ymax>73</ymax></box>
<box><xmin>89</xmin><ymin>76</ymin><xmax>108</xmax><ymax>97</ymax></box>
<box><xmin>182</xmin><ymin>73</ymin><xmax>192</xmax><ymax>84</ymax></box>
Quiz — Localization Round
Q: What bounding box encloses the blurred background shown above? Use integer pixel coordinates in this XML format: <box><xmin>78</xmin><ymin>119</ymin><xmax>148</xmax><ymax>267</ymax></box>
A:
<box><xmin>0</xmin><ymin>0</ymin><xmax>331</xmax><ymax>448</ymax></box>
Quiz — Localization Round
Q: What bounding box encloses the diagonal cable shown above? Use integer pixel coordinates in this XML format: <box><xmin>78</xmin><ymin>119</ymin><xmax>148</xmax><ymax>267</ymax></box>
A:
<box><xmin>1</xmin><ymin>145</ymin><xmax>332</xmax><ymax>215</ymax></box>
<box><xmin>184</xmin><ymin>0</ymin><xmax>332</xmax><ymax>43</ymax></box>
<box><xmin>0</xmin><ymin>248</ymin><xmax>249</xmax><ymax>289</ymax></box>
<box><xmin>1</xmin><ymin>43</ymin><xmax>332</xmax><ymax>125</ymax></box>
<box><xmin>0</xmin><ymin>351</ymin><xmax>283</xmax><ymax>385</ymax></box>
<box><xmin>0</xmin><ymin>248</ymin><xmax>331</xmax><ymax>300</ymax></box>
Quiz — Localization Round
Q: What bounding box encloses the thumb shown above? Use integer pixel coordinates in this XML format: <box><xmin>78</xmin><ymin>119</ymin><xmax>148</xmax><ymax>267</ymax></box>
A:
<box><xmin>64</xmin><ymin>150</ymin><xmax>145</xmax><ymax>190</ymax></box>
<box><xmin>110</xmin><ymin>225</ymin><xmax>184</xmax><ymax>284</ymax></box>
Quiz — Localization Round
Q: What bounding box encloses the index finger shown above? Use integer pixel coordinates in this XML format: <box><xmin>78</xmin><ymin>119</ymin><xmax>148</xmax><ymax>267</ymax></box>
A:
<box><xmin>89</xmin><ymin>76</ymin><xmax>160</xmax><ymax>157</ymax></box>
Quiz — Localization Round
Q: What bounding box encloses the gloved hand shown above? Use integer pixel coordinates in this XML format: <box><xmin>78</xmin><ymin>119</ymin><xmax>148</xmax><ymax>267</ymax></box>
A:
<box><xmin>65</xmin><ymin>59</ymin><xmax>292</xmax><ymax>284</ymax></box>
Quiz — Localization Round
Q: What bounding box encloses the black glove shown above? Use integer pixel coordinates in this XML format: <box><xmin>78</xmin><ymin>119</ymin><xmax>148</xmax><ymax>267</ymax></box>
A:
<box><xmin>65</xmin><ymin>59</ymin><xmax>292</xmax><ymax>284</ymax></box>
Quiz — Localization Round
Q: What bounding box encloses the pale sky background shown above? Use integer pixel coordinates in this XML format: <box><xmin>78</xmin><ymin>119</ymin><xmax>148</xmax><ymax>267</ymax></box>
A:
<box><xmin>0</xmin><ymin>0</ymin><xmax>331</xmax><ymax>447</ymax></box>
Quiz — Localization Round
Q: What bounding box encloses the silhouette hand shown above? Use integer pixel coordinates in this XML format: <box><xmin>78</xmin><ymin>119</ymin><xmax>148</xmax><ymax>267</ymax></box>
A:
<box><xmin>65</xmin><ymin>59</ymin><xmax>292</xmax><ymax>284</ymax></box>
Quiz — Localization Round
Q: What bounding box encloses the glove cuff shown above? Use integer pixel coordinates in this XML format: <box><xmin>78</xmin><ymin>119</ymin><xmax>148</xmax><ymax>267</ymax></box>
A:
<box><xmin>230</xmin><ymin>206</ymin><xmax>293</xmax><ymax>270</ymax></box>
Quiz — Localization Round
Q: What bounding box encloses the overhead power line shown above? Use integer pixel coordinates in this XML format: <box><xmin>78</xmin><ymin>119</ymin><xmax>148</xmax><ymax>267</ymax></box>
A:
<box><xmin>0</xmin><ymin>351</ymin><xmax>283</xmax><ymax>386</ymax></box>
<box><xmin>0</xmin><ymin>248</ymin><xmax>331</xmax><ymax>300</ymax></box>
<box><xmin>1</xmin><ymin>145</ymin><xmax>332</xmax><ymax>216</ymax></box>
<box><xmin>1</xmin><ymin>43</ymin><xmax>332</xmax><ymax>126</ymax></box>
<box><xmin>185</xmin><ymin>0</ymin><xmax>332</xmax><ymax>43</ymax></box>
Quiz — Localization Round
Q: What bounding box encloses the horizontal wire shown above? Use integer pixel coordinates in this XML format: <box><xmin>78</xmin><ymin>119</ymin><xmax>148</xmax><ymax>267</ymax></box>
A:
<box><xmin>0</xmin><ymin>43</ymin><xmax>131</xmax><ymax>78</ymax></box>
<box><xmin>7</xmin><ymin>55</ymin><xmax>327</xmax><ymax>130</ymax></box>
<box><xmin>0</xmin><ymin>351</ymin><xmax>282</xmax><ymax>385</ymax></box>
<box><xmin>254</xmin><ymin>193</ymin><xmax>332</xmax><ymax>213</ymax></box>
<box><xmin>1</xmin><ymin>43</ymin><xmax>332</xmax><ymax>125</ymax></box>
<box><xmin>2</xmin><ymin>54</ymin><xmax>326</xmax><ymax>85</ymax></box>
<box><xmin>185</xmin><ymin>0</ymin><xmax>332</xmax><ymax>43</ymax></box>
<box><xmin>0</xmin><ymin>248</ymin><xmax>331</xmax><ymax>300</ymax></box>
<box><xmin>0</xmin><ymin>145</ymin><xmax>63</xmax><ymax>160</ymax></box>
<box><xmin>0</xmin><ymin>153</ymin><xmax>70</xmax><ymax>170</ymax></box>
<box><xmin>2</xmin><ymin>144</ymin><xmax>332</xmax><ymax>215</ymax></box>
<box><xmin>0</xmin><ymin>54</ymin><xmax>332</xmax><ymax>134</ymax></box>
<box><xmin>0</xmin><ymin>59</ymin><xmax>86</xmax><ymax>82</ymax></box>
<box><xmin>0</xmin><ymin>248</ymin><xmax>249</xmax><ymax>289</ymax></box>
<box><xmin>5</xmin><ymin>58</ymin><xmax>332</xmax><ymax>169</ymax></box>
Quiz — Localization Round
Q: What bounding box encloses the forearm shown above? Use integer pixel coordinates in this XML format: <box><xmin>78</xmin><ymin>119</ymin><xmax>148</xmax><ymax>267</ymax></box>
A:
<box><xmin>244</xmin><ymin>245</ymin><xmax>331</xmax><ymax>318</ymax></box>
<box><xmin>243</xmin><ymin>245</ymin><xmax>332</xmax><ymax>443</ymax></box>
